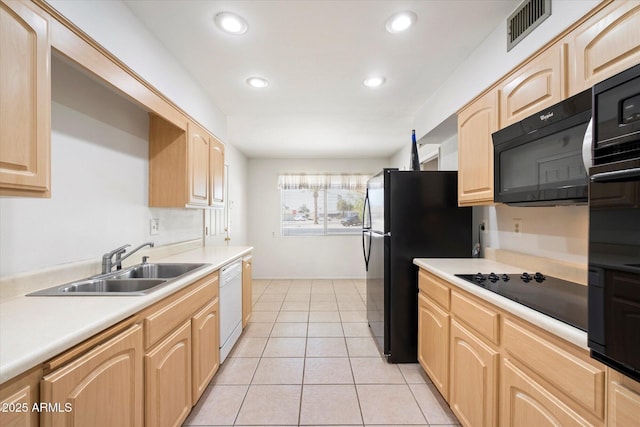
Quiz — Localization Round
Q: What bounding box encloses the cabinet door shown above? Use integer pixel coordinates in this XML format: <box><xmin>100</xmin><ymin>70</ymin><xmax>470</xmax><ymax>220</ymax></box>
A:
<box><xmin>449</xmin><ymin>319</ymin><xmax>499</xmax><ymax>427</ymax></box>
<box><xmin>503</xmin><ymin>318</ymin><xmax>605</xmax><ymax>419</ymax></box>
<box><xmin>569</xmin><ymin>0</ymin><xmax>640</xmax><ymax>94</ymax></box>
<box><xmin>0</xmin><ymin>0</ymin><xmax>50</xmax><ymax>197</ymax></box>
<box><xmin>210</xmin><ymin>137</ymin><xmax>225</xmax><ymax>206</ymax></box>
<box><xmin>145</xmin><ymin>321</ymin><xmax>192</xmax><ymax>427</ymax></box>
<box><xmin>188</xmin><ymin>123</ymin><xmax>210</xmax><ymax>206</ymax></box>
<box><xmin>500</xmin><ymin>44</ymin><xmax>567</xmax><ymax>128</ymax></box>
<box><xmin>457</xmin><ymin>90</ymin><xmax>498</xmax><ymax>206</ymax></box>
<box><xmin>608</xmin><ymin>369</ymin><xmax>640</xmax><ymax>427</ymax></box>
<box><xmin>242</xmin><ymin>256</ymin><xmax>253</xmax><ymax>328</ymax></box>
<box><xmin>418</xmin><ymin>292</ymin><xmax>449</xmax><ymax>400</ymax></box>
<box><xmin>41</xmin><ymin>324</ymin><xmax>143</xmax><ymax>427</ymax></box>
<box><xmin>501</xmin><ymin>358</ymin><xmax>594</xmax><ymax>427</ymax></box>
<box><xmin>0</xmin><ymin>368</ymin><xmax>41</xmax><ymax>427</ymax></box>
<box><xmin>192</xmin><ymin>298</ymin><xmax>219</xmax><ymax>403</ymax></box>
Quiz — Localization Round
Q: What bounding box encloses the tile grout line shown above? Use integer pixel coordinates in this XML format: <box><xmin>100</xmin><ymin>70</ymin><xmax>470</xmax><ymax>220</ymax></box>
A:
<box><xmin>231</xmin><ymin>278</ymin><xmax>271</xmax><ymax>427</ymax></box>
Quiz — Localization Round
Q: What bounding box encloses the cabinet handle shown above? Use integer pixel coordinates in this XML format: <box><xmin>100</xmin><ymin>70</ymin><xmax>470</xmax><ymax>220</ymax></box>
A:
<box><xmin>591</xmin><ymin>167</ymin><xmax>640</xmax><ymax>183</ymax></box>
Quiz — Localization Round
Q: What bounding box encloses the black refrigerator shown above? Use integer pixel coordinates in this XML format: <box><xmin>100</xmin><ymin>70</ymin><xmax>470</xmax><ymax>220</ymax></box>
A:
<box><xmin>363</xmin><ymin>169</ymin><xmax>472</xmax><ymax>363</ymax></box>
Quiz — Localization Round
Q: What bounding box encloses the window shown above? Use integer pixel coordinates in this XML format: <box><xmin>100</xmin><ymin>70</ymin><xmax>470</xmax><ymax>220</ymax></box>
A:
<box><xmin>279</xmin><ymin>174</ymin><xmax>369</xmax><ymax>236</ymax></box>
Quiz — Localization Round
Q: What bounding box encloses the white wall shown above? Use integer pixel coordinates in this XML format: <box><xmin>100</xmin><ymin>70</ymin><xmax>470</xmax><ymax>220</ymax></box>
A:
<box><xmin>438</xmin><ymin>136</ymin><xmax>458</xmax><ymax>171</ymax></box>
<box><xmin>476</xmin><ymin>205</ymin><xmax>588</xmax><ymax>264</ymax></box>
<box><xmin>412</xmin><ymin>0</ymin><xmax>600</xmax><ymax>140</ymax></box>
<box><xmin>0</xmin><ymin>57</ymin><xmax>202</xmax><ymax>276</ymax></box>
<box><xmin>248</xmin><ymin>158</ymin><xmax>388</xmax><ymax>279</ymax></box>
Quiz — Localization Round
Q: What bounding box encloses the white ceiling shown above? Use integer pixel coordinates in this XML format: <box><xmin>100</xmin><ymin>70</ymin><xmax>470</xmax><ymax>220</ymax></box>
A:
<box><xmin>123</xmin><ymin>0</ymin><xmax>519</xmax><ymax>159</ymax></box>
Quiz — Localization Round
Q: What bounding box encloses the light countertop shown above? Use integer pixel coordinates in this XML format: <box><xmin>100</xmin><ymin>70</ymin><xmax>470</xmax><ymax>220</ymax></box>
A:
<box><xmin>413</xmin><ymin>258</ymin><xmax>587</xmax><ymax>350</ymax></box>
<box><xmin>0</xmin><ymin>245</ymin><xmax>252</xmax><ymax>384</ymax></box>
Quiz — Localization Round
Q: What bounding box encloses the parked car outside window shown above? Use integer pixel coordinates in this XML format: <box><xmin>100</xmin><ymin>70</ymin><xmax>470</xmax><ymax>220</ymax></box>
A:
<box><xmin>340</xmin><ymin>214</ymin><xmax>362</xmax><ymax>227</ymax></box>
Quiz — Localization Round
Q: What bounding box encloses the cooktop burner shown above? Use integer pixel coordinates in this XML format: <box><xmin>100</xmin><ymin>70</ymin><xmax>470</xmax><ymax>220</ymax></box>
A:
<box><xmin>455</xmin><ymin>272</ymin><xmax>587</xmax><ymax>331</ymax></box>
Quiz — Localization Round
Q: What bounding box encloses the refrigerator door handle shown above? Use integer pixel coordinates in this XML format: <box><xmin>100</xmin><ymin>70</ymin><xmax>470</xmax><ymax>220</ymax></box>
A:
<box><xmin>362</xmin><ymin>230</ymin><xmax>372</xmax><ymax>270</ymax></box>
<box><xmin>362</xmin><ymin>189</ymin><xmax>371</xmax><ymax>230</ymax></box>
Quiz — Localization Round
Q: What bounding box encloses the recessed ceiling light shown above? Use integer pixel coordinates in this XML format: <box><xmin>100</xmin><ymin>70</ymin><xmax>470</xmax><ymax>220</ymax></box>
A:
<box><xmin>385</xmin><ymin>11</ymin><xmax>417</xmax><ymax>33</ymax></box>
<box><xmin>246</xmin><ymin>77</ymin><xmax>269</xmax><ymax>88</ymax></box>
<box><xmin>363</xmin><ymin>77</ymin><xmax>386</xmax><ymax>88</ymax></box>
<box><xmin>214</xmin><ymin>12</ymin><xmax>248</xmax><ymax>35</ymax></box>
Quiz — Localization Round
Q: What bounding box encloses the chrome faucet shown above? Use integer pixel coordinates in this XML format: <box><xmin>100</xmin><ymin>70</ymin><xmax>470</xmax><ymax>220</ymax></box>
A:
<box><xmin>101</xmin><ymin>242</ymin><xmax>154</xmax><ymax>273</ymax></box>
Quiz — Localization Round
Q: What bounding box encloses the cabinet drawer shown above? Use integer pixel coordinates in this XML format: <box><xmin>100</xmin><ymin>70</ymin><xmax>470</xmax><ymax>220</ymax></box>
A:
<box><xmin>143</xmin><ymin>273</ymin><xmax>218</xmax><ymax>349</ymax></box>
<box><xmin>418</xmin><ymin>270</ymin><xmax>450</xmax><ymax>310</ymax></box>
<box><xmin>501</xmin><ymin>358</ymin><xmax>592</xmax><ymax>427</ymax></box>
<box><xmin>503</xmin><ymin>318</ymin><xmax>605</xmax><ymax>419</ymax></box>
<box><xmin>451</xmin><ymin>290</ymin><xmax>500</xmax><ymax>345</ymax></box>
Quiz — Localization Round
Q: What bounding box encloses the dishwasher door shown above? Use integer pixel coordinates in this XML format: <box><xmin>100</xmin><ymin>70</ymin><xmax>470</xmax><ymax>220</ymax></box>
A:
<box><xmin>219</xmin><ymin>259</ymin><xmax>243</xmax><ymax>363</ymax></box>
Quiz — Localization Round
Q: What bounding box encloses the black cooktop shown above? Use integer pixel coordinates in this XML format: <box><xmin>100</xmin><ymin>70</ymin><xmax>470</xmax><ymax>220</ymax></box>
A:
<box><xmin>455</xmin><ymin>272</ymin><xmax>587</xmax><ymax>331</ymax></box>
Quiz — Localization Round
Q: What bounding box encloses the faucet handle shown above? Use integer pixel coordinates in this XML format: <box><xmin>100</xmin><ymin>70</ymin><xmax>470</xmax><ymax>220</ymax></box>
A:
<box><xmin>111</xmin><ymin>244</ymin><xmax>131</xmax><ymax>257</ymax></box>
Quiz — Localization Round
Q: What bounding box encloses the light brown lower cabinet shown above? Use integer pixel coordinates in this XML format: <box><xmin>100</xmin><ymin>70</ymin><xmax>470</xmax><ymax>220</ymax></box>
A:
<box><xmin>0</xmin><ymin>367</ymin><xmax>42</xmax><ymax>427</ymax></box>
<box><xmin>417</xmin><ymin>268</ymin><xmax>612</xmax><ymax>427</ymax></box>
<box><xmin>191</xmin><ymin>298</ymin><xmax>219</xmax><ymax>403</ymax></box>
<box><xmin>608</xmin><ymin>369</ymin><xmax>640</xmax><ymax>427</ymax></box>
<box><xmin>141</xmin><ymin>271</ymin><xmax>220</xmax><ymax>427</ymax></box>
<box><xmin>417</xmin><ymin>292</ymin><xmax>449</xmax><ymax>400</ymax></box>
<box><xmin>501</xmin><ymin>357</ymin><xmax>594</xmax><ymax>427</ymax></box>
<box><xmin>145</xmin><ymin>321</ymin><xmax>192</xmax><ymax>427</ymax></box>
<box><xmin>449</xmin><ymin>318</ymin><xmax>499</xmax><ymax>427</ymax></box>
<box><xmin>40</xmin><ymin>324</ymin><xmax>143</xmax><ymax>427</ymax></box>
<box><xmin>242</xmin><ymin>256</ymin><xmax>252</xmax><ymax>328</ymax></box>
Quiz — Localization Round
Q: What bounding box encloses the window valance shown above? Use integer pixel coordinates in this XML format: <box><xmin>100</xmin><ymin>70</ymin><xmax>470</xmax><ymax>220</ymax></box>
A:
<box><xmin>277</xmin><ymin>173</ymin><xmax>369</xmax><ymax>191</ymax></box>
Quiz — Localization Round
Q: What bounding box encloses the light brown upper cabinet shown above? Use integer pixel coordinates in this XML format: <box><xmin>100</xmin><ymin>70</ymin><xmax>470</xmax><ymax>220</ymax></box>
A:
<box><xmin>188</xmin><ymin>123</ymin><xmax>211</xmax><ymax>207</ymax></box>
<box><xmin>568</xmin><ymin>0</ymin><xmax>640</xmax><ymax>95</ymax></box>
<box><xmin>209</xmin><ymin>136</ymin><xmax>225</xmax><ymax>206</ymax></box>
<box><xmin>499</xmin><ymin>44</ymin><xmax>567</xmax><ymax>128</ymax></box>
<box><xmin>457</xmin><ymin>89</ymin><xmax>498</xmax><ymax>206</ymax></box>
<box><xmin>0</xmin><ymin>0</ymin><xmax>51</xmax><ymax>197</ymax></box>
<box><xmin>149</xmin><ymin>114</ymin><xmax>225</xmax><ymax>208</ymax></box>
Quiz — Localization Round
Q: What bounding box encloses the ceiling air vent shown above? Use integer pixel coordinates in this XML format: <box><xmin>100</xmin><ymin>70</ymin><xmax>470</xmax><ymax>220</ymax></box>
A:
<box><xmin>507</xmin><ymin>0</ymin><xmax>551</xmax><ymax>51</ymax></box>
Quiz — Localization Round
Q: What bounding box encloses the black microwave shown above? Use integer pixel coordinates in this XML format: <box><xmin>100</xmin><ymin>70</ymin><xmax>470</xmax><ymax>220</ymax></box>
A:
<box><xmin>492</xmin><ymin>89</ymin><xmax>592</xmax><ymax>206</ymax></box>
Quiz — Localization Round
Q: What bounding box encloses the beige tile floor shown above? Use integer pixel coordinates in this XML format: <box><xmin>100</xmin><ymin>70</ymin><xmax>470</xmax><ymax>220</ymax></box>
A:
<box><xmin>183</xmin><ymin>279</ymin><xmax>460</xmax><ymax>427</ymax></box>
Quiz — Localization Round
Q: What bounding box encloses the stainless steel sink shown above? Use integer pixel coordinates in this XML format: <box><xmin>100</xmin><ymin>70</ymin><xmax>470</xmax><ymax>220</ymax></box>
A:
<box><xmin>110</xmin><ymin>263</ymin><xmax>206</xmax><ymax>279</ymax></box>
<box><xmin>58</xmin><ymin>279</ymin><xmax>166</xmax><ymax>293</ymax></box>
<box><xmin>28</xmin><ymin>262</ymin><xmax>209</xmax><ymax>296</ymax></box>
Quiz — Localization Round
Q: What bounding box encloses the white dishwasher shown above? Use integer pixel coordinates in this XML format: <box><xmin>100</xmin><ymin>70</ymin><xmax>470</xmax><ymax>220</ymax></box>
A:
<box><xmin>219</xmin><ymin>259</ymin><xmax>243</xmax><ymax>363</ymax></box>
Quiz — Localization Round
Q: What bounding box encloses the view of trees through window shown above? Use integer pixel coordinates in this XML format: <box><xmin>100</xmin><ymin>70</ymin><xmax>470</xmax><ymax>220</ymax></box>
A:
<box><xmin>281</xmin><ymin>188</ymin><xmax>365</xmax><ymax>236</ymax></box>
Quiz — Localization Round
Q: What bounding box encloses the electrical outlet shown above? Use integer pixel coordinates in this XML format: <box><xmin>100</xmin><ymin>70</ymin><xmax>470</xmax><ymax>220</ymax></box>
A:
<box><xmin>150</xmin><ymin>218</ymin><xmax>160</xmax><ymax>235</ymax></box>
<box><xmin>513</xmin><ymin>218</ymin><xmax>522</xmax><ymax>236</ymax></box>
<box><xmin>481</xmin><ymin>218</ymin><xmax>488</xmax><ymax>232</ymax></box>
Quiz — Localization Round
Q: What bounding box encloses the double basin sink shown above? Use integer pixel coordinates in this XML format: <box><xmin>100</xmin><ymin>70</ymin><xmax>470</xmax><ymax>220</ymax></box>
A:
<box><xmin>28</xmin><ymin>263</ymin><xmax>209</xmax><ymax>296</ymax></box>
